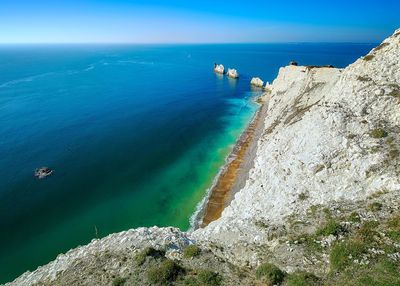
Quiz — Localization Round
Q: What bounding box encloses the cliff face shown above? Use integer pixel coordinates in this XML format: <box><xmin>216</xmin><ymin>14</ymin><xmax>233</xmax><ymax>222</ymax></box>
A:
<box><xmin>193</xmin><ymin>28</ymin><xmax>400</xmax><ymax>269</ymax></box>
<box><xmin>7</xmin><ymin>29</ymin><xmax>400</xmax><ymax>286</ymax></box>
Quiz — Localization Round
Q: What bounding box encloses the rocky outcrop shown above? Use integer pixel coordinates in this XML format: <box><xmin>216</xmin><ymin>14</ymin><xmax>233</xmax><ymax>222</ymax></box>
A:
<box><xmin>251</xmin><ymin>77</ymin><xmax>264</xmax><ymax>87</ymax></box>
<box><xmin>226</xmin><ymin>68</ymin><xmax>239</xmax><ymax>79</ymax></box>
<box><xmin>6</xmin><ymin>29</ymin><xmax>400</xmax><ymax>286</ymax></box>
<box><xmin>214</xmin><ymin>64</ymin><xmax>225</xmax><ymax>74</ymax></box>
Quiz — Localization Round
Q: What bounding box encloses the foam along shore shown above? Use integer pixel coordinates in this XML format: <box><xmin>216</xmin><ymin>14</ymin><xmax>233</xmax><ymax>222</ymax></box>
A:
<box><xmin>197</xmin><ymin>95</ymin><xmax>269</xmax><ymax>228</ymax></box>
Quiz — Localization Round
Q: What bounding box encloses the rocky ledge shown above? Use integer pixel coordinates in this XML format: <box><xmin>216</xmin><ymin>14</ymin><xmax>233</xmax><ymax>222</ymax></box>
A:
<box><xmin>6</xmin><ymin>29</ymin><xmax>400</xmax><ymax>286</ymax></box>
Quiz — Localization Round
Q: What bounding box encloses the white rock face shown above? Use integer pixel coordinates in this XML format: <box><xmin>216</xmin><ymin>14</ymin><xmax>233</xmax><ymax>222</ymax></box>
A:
<box><xmin>251</xmin><ymin>77</ymin><xmax>264</xmax><ymax>87</ymax></box>
<box><xmin>193</xmin><ymin>28</ymin><xmax>400</xmax><ymax>261</ymax></box>
<box><xmin>214</xmin><ymin>64</ymin><xmax>225</xmax><ymax>74</ymax></box>
<box><xmin>227</xmin><ymin>68</ymin><xmax>239</xmax><ymax>78</ymax></box>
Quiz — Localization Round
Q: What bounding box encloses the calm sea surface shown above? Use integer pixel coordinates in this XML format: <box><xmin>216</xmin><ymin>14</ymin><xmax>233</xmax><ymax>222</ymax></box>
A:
<box><xmin>0</xmin><ymin>43</ymin><xmax>375</xmax><ymax>283</ymax></box>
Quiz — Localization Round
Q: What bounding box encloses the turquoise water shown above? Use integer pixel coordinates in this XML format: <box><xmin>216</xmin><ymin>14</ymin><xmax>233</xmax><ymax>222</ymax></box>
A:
<box><xmin>0</xmin><ymin>43</ymin><xmax>375</xmax><ymax>283</ymax></box>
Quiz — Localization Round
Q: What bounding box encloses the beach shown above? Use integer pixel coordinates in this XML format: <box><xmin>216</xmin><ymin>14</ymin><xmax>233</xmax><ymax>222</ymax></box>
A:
<box><xmin>197</xmin><ymin>96</ymin><xmax>269</xmax><ymax>228</ymax></box>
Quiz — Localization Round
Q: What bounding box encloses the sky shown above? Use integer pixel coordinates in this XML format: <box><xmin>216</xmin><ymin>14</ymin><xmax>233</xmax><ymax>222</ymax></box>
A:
<box><xmin>0</xmin><ymin>0</ymin><xmax>399</xmax><ymax>43</ymax></box>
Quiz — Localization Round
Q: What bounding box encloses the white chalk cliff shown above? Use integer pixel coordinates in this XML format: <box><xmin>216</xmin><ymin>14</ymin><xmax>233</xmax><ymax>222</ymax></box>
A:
<box><xmin>6</xmin><ymin>29</ymin><xmax>400</xmax><ymax>286</ymax></box>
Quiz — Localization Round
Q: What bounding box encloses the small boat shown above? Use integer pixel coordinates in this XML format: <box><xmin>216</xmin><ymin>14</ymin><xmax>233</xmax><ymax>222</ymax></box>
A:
<box><xmin>34</xmin><ymin>167</ymin><xmax>53</xmax><ymax>179</ymax></box>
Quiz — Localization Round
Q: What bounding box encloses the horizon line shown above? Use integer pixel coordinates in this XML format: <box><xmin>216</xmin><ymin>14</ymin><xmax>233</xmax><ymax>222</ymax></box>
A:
<box><xmin>0</xmin><ymin>41</ymin><xmax>379</xmax><ymax>45</ymax></box>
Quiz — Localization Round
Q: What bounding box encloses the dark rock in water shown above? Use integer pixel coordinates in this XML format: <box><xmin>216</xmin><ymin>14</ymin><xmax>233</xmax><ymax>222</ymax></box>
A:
<box><xmin>34</xmin><ymin>167</ymin><xmax>53</xmax><ymax>179</ymax></box>
<box><xmin>289</xmin><ymin>61</ymin><xmax>298</xmax><ymax>66</ymax></box>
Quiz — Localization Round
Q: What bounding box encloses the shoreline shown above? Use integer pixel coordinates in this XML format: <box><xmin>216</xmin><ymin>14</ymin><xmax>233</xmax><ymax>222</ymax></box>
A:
<box><xmin>192</xmin><ymin>96</ymin><xmax>269</xmax><ymax>229</ymax></box>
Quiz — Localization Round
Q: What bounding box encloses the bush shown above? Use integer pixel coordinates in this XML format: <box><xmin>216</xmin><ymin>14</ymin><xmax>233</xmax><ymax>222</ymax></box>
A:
<box><xmin>285</xmin><ymin>271</ymin><xmax>320</xmax><ymax>286</ymax></box>
<box><xmin>367</xmin><ymin>202</ymin><xmax>383</xmax><ymax>212</ymax></box>
<box><xmin>348</xmin><ymin>212</ymin><xmax>361</xmax><ymax>223</ymax></box>
<box><xmin>316</xmin><ymin>219</ymin><xmax>343</xmax><ymax>236</ymax></box>
<box><xmin>183</xmin><ymin>245</ymin><xmax>201</xmax><ymax>258</ymax></box>
<box><xmin>363</xmin><ymin>54</ymin><xmax>374</xmax><ymax>61</ymax></box>
<box><xmin>357</xmin><ymin>221</ymin><xmax>379</xmax><ymax>243</ymax></box>
<box><xmin>256</xmin><ymin>263</ymin><xmax>285</xmax><ymax>285</ymax></box>
<box><xmin>370</xmin><ymin>128</ymin><xmax>387</xmax><ymax>138</ymax></box>
<box><xmin>330</xmin><ymin>240</ymin><xmax>366</xmax><ymax>271</ymax></box>
<box><xmin>112</xmin><ymin>277</ymin><xmax>126</xmax><ymax>286</ymax></box>
<box><xmin>198</xmin><ymin>270</ymin><xmax>222</xmax><ymax>286</ymax></box>
<box><xmin>135</xmin><ymin>247</ymin><xmax>164</xmax><ymax>265</ymax></box>
<box><xmin>147</xmin><ymin>259</ymin><xmax>182</xmax><ymax>284</ymax></box>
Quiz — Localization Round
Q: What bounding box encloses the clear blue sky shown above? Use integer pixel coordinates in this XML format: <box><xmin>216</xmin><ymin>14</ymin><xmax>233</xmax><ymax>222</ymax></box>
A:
<box><xmin>0</xmin><ymin>0</ymin><xmax>399</xmax><ymax>43</ymax></box>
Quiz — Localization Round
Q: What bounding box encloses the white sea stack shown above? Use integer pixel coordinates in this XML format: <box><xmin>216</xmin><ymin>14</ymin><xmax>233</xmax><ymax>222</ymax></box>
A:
<box><xmin>214</xmin><ymin>64</ymin><xmax>225</xmax><ymax>74</ymax></box>
<box><xmin>227</xmin><ymin>68</ymin><xmax>239</xmax><ymax>78</ymax></box>
<box><xmin>250</xmin><ymin>77</ymin><xmax>264</xmax><ymax>87</ymax></box>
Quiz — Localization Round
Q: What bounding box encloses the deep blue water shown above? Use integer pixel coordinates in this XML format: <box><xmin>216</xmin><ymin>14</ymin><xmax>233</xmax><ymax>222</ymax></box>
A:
<box><xmin>0</xmin><ymin>43</ymin><xmax>375</xmax><ymax>283</ymax></box>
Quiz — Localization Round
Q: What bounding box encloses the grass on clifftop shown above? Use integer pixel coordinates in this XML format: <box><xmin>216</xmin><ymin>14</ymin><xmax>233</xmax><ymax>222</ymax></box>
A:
<box><xmin>183</xmin><ymin>245</ymin><xmax>201</xmax><ymax>258</ymax></box>
<box><xmin>256</xmin><ymin>263</ymin><xmax>285</xmax><ymax>285</ymax></box>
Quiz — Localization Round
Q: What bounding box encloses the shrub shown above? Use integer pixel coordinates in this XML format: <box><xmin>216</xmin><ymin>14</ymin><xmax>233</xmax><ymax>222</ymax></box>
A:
<box><xmin>357</xmin><ymin>220</ymin><xmax>379</xmax><ymax>243</ymax></box>
<box><xmin>298</xmin><ymin>193</ymin><xmax>308</xmax><ymax>201</ymax></box>
<box><xmin>256</xmin><ymin>263</ymin><xmax>285</xmax><ymax>285</ymax></box>
<box><xmin>330</xmin><ymin>240</ymin><xmax>366</xmax><ymax>271</ymax></box>
<box><xmin>147</xmin><ymin>259</ymin><xmax>182</xmax><ymax>284</ymax></box>
<box><xmin>285</xmin><ymin>271</ymin><xmax>320</xmax><ymax>286</ymax></box>
<box><xmin>183</xmin><ymin>245</ymin><xmax>201</xmax><ymax>258</ymax></box>
<box><xmin>387</xmin><ymin>214</ymin><xmax>400</xmax><ymax>242</ymax></box>
<box><xmin>367</xmin><ymin>202</ymin><xmax>383</xmax><ymax>212</ymax></box>
<box><xmin>370</xmin><ymin>128</ymin><xmax>387</xmax><ymax>138</ymax></box>
<box><xmin>316</xmin><ymin>219</ymin><xmax>343</xmax><ymax>236</ymax></box>
<box><xmin>348</xmin><ymin>211</ymin><xmax>361</xmax><ymax>223</ymax></box>
<box><xmin>198</xmin><ymin>270</ymin><xmax>222</xmax><ymax>286</ymax></box>
<box><xmin>363</xmin><ymin>54</ymin><xmax>374</xmax><ymax>61</ymax></box>
<box><xmin>112</xmin><ymin>277</ymin><xmax>126</xmax><ymax>286</ymax></box>
<box><xmin>135</xmin><ymin>247</ymin><xmax>164</xmax><ymax>265</ymax></box>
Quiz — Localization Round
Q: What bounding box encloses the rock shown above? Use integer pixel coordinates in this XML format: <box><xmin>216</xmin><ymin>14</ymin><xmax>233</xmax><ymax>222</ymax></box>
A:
<box><xmin>251</xmin><ymin>77</ymin><xmax>264</xmax><ymax>87</ymax></box>
<box><xmin>289</xmin><ymin>61</ymin><xmax>298</xmax><ymax>66</ymax></box>
<box><xmin>214</xmin><ymin>64</ymin><xmax>224</xmax><ymax>74</ymax></box>
<box><xmin>227</xmin><ymin>68</ymin><xmax>239</xmax><ymax>79</ymax></box>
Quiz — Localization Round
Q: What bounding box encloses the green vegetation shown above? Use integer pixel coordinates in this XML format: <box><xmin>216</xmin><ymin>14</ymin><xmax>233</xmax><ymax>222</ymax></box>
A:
<box><xmin>348</xmin><ymin>211</ymin><xmax>361</xmax><ymax>223</ymax></box>
<box><xmin>285</xmin><ymin>271</ymin><xmax>320</xmax><ymax>286</ymax></box>
<box><xmin>328</xmin><ymin>257</ymin><xmax>400</xmax><ymax>286</ymax></box>
<box><xmin>183</xmin><ymin>245</ymin><xmax>201</xmax><ymax>258</ymax></box>
<box><xmin>363</xmin><ymin>54</ymin><xmax>374</xmax><ymax>61</ymax></box>
<box><xmin>356</xmin><ymin>220</ymin><xmax>379</xmax><ymax>243</ymax></box>
<box><xmin>316</xmin><ymin>219</ymin><xmax>343</xmax><ymax>236</ymax></box>
<box><xmin>298</xmin><ymin>192</ymin><xmax>308</xmax><ymax>201</ymax></box>
<box><xmin>370</xmin><ymin>128</ymin><xmax>388</xmax><ymax>138</ymax></box>
<box><xmin>330</xmin><ymin>239</ymin><xmax>366</xmax><ymax>271</ymax></box>
<box><xmin>112</xmin><ymin>277</ymin><xmax>126</xmax><ymax>286</ymax></box>
<box><xmin>367</xmin><ymin>202</ymin><xmax>383</xmax><ymax>212</ymax></box>
<box><xmin>386</xmin><ymin>214</ymin><xmax>400</xmax><ymax>242</ymax></box>
<box><xmin>388</xmin><ymin>89</ymin><xmax>400</xmax><ymax>99</ymax></box>
<box><xmin>197</xmin><ymin>270</ymin><xmax>222</xmax><ymax>286</ymax></box>
<box><xmin>147</xmin><ymin>259</ymin><xmax>182</xmax><ymax>284</ymax></box>
<box><xmin>256</xmin><ymin>263</ymin><xmax>285</xmax><ymax>285</ymax></box>
<box><xmin>183</xmin><ymin>270</ymin><xmax>222</xmax><ymax>286</ymax></box>
<box><xmin>135</xmin><ymin>247</ymin><xmax>164</xmax><ymax>266</ymax></box>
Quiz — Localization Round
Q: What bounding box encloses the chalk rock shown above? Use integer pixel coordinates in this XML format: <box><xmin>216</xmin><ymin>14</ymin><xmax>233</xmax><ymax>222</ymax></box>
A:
<box><xmin>251</xmin><ymin>77</ymin><xmax>264</xmax><ymax>87</ymax></box>
<box><xmin>227</xmin><ymin>68</ymin><xmax>239</xmax><ymax>79</ymax></box>
<box><xmin>214</xmin><ymin>64</ymin><xmax>225</xmax><ymax>74</ymax></box>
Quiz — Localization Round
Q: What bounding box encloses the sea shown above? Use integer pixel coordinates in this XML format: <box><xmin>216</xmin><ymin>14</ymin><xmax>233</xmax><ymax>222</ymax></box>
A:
<box><xmin>0</xmin><ymin>43</ymin><xmax>375</xmax><ymax>283</ymax></box>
